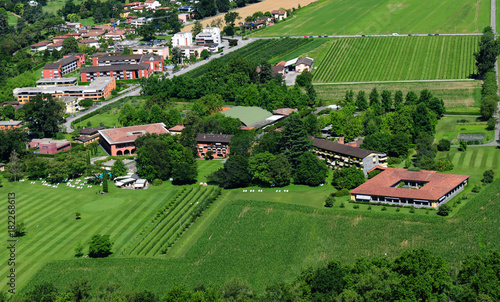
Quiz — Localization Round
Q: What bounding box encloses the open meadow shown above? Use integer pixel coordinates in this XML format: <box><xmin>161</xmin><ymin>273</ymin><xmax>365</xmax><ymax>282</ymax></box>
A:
<box><xmin>314</xmin><ymin>80</ymin><xmax>482</xmax><ymax>109</ymax></box>
<box><xmin>435</xmin><ymin>116</ymin><xmax>495</xmax><ymax>144</ymax></box>
<box><xmin>313</xmin><ymin>36</ymin><xmax>479</xmax><ymax>83</ymax></box>
<box><xmin>22</xmin><ymin>178</ymin><xmax>500</xmax><ymax>294</ymax></box>
<box><xmin>253</xmin><ymin>0</ymin><xmax>490</xmax><ymax>37</ymax></box>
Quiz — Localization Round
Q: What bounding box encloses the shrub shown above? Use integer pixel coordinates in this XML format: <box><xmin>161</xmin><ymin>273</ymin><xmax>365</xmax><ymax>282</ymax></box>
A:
<box><xmin>381</xmin><ymin>207</ymin><xmax>387</xmax><ymax>211</ymax></box>
<box><xmin>387</xmin><ymin>157</ymin><xmax>402</xmax><ymax>165</ymax></box>
<box><xmin>324</xmin><ymin>196</ymin><xmax>335</xmax><ymax>208</ymax></box>
<box><xmin>367</xmin><ymin>205</ymin><xmax>372</xmax><ymax>210</ymax></box>
<box><xmin>396</xmin><ymin>207</ymin><xmax>400</xmax><ymax>212</ymax></box>
<box><xmin>368</xmin><ymin>169</ymin><xmax>382</xmax><ymax>179</ymax></box>
<box><xmin>482</xmin><ymin>170</ymin><xmax>494</xmax><ymax>184</ymax></box>
<box><xmin>486</xmin><ymin>118</ymin><xmax>496</xmax><ymax>130</ymax></box>
<box><xmin>437</xmin><ymin>204</ymin><xmax>452</xmax><ymax>216</ymax></box>
<box><xmin>409</xmin><ymin>206</ymin><xmax>415</xmax><ymax>214</ymax></box>
<box><xmin>152</xmin><ymin>179</ymin><xmax>163</xmax><ymax>186</ymax></box>
<box><xmin>340</xmin><ymin>202</ymin><xmax>345</xmax><ymax>208</ymax></box>
<box><xmin>335</xmin><ymin>188</ymin><xmax>350</xmax><ymax>197</ymax></box>
<box><xmin>408</xmin><ymin>167</ymin><xmax>421</xmax><ymax>172</ymax></box>
<box><xmin>459</xmin><ymin>140</ymin><xmax>467</xmax><ymax>151</ymax></box>
<box><xmin>353</xmin><ymin>204</ymin><xmax>359</xmax><ymax>209</ymax></box>
<box><xmin>437</xmin><ymin>139</ymin><xmax>451</xmax><ymax>151</ymax></box>
<box><xmin>472</xmin><ymin>185</ymin><xmax>481</xmax><ymax>193</ymax></box>
<box><xmin>435</xmin><ymin>157</ymin><xmax>454</xmax><ymax>172</ymax></box>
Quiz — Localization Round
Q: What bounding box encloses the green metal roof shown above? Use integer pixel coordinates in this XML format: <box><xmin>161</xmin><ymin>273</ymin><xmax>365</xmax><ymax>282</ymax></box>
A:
<box><xmin>221</xmin><ymin>106</ymin><xmax>273</xmax><ymax>126</ymax></box>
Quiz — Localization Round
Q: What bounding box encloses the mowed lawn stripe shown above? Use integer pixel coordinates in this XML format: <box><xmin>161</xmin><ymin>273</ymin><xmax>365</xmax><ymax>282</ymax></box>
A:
<box><xmin>469</xmin><ymin>149</ymin><xmax>478</xmax><ymax>168</ymax></box>
<box><xmin>462</xmin><ymin>149</ymin><xmax>474</xmax><ymax>167</ymax></box>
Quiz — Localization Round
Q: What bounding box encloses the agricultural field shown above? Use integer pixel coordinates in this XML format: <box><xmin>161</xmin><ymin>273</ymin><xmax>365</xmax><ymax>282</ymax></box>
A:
<box><xmin>314</xmin><ymin>80</ymin><xmax>482</xmax><ymax>109</ymax></box>
<box><xmin>185</xmin><ymin>38</ymin><xmax>329</xmax><ymax>78</ymax></box>
<box><xmin>313</xmin><ymin>35</ymin><xmax>479</xmax><ymax>83</ymax></box>
<box><xmin>434</xmin><ymin>116</ymin><xmax>495</xmax><ymax>144</ymax></box>
<box><xmin>23</xmin><ymin>179</ymin><xmax>500</xmax><ymax>294</ymax></box>
<box><xmin>254</xmin><ymin>0</ymin><xmax>490</xmax><ymax>37</ymax></box>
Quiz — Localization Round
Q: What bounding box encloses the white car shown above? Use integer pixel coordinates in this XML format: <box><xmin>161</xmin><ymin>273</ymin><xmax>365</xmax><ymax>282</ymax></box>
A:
<box><xmin>392</xmin><ymin>33</ymin><xmax>399</xmax><ymax>36</ymax></box>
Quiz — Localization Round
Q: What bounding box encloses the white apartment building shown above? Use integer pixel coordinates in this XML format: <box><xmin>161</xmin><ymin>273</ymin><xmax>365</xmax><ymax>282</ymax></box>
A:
<box><xmin>195</xmin><ymin>27</ymin><xmax>221</xmax><ymax>47</ymax></box>
<box><xmin>172</xmin><ymin>32</ymin><xmax>193</xmax><ymax>47</ymax></box>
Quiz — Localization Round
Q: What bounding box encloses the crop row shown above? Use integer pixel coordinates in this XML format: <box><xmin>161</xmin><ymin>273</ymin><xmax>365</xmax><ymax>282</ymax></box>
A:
<box><xmin>313</xmin><ymin>36</ymin><xmax>479</xmax><ymax>83</ymax></box>
<box><xmin>122</xmin><ymin>186</ymin><xmax>222</xmax><ymax>257</ymax></box>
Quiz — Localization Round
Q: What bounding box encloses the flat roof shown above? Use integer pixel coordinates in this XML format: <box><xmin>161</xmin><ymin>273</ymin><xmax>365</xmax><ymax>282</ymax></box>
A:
<box><xmin>98</xmin><ymin>123</ymin><xmax>169</xmax><ymax>145</ymax></box>
<box><xmin>81</xmin><ymin>63</ymin><xmax>150</xmax><ymax>73</ymax></box>
<box><xmin>14</xmin><ymin>77</ymin><xmax>115</xmax><ymax>96</ymax></box>
<box><xmin>43</xmin><ymin>56</ymin><xmax>79</xmax><ymax>69</ymax></box>
<box><xmin>221</xmin><ymin>106</ymin><xmax>273</xmax><ymax>127</ymax></box>
<box><xmin>350</xmin><ymin>168</ymin><xmax>469</xmax><ymax>201</ymax></box>
<box><xmin>0</xmin><ymin>120</ymin><xmax>22</xmax><ymax>126</ymax></box>
<box><xmin>36</xmin><ymin>77</ymin><xmax>78</xmax><ymax>84</ymax></box>
<box><xmin>196</xmin><ymin>133</ymin><xmax>233</xmax><ymax>143</ymax></box>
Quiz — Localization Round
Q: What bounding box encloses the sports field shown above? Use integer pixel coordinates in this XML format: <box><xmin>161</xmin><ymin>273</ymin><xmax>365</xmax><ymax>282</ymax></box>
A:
<box><xmin>23</xmin><ymin>178</ymin><xmax>500</xmax><ymax>294</ymax></box>
<box><xmin>313</xmin><ymin>36</ymin><xmax>479</xmax><ymax>83</ymax></box>
<box><xmin>314</xmin><ymin>80</ymin><xmax>482</xmax><ymax>108</ymax></box>
<box><xmin>435</xmin><ymin>116</ymin><xmax>495</xmax><ymax>144</ymax></box>
<box><xmin>254</xmin><ymin>0</ymin><xmax>490</xmax><ymax>37</ymax></box>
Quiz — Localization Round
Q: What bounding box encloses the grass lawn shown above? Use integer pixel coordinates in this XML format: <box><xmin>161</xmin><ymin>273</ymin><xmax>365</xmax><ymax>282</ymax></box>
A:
<box><xmin>315</xmin><ymin>80</ymin><xmax>482</xmax><ymax>108</ymax></box>
<box><xmin>78</xmin><ymin>110</ymin><xmax>121</xmax><ymax>128</ymax></box>
<box><xmin>254</xmin><ymin>0</ymin><xmax>490</xmax><ymax>37</ymax></box>
<box><xmin>7</xmin><ymin>12</ymin><xmax>18</xmax><ymax>25</ymax></box>
<box><xmin>312</xmin><ymin>36</ymin><xmax>478</xmax><ymax>83</ymax></box>
<box><xmin>22</xmin><ymin>179</ymin><xmax>500</xmax><ymax>294</ymax></box>
<box><xmin>434</xmin><ymin>116</ymin><xmax>494</xmax><ymax>144</ymax></box>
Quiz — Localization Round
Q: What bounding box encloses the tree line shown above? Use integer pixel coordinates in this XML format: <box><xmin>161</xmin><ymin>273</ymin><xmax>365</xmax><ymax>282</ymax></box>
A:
<box><xmin>13</xmin><ymin>249</ymin><xmax>500</xmax><ymax>302</ymax></box>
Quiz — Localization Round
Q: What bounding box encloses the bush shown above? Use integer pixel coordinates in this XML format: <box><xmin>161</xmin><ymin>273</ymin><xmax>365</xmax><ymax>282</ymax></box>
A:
<box><xmin>482</xmin><ymin>169</ymin><xmax>494</xmax><ymax>184</ymax></box>
<box><xmin>459</xmin><ymin>140</ymin><xmax>467</xmax><ymax>151</ymax></box>
<box><xmin>487</xmin><ymin>118</ymin><xmax>497</xmax><ymax>130</ymax></box>
<box><xmin>381</xmin><ymin>207</ymin><xmax>387</xmax><ymax>211</ymax></box>
<box><xmin>368</xmin><ymin>169</ymin><xmax>382</xmax><ymax>179</ymax></box>
<box><xmin>340</xmin><ymin>202</ymin><xmax>345</xmax><ymax>208</ymax></box>
<box><xmin>435</xmin><ymin>157</ymin><xmax>454</xmax><ymax>172</ymax></box>
<box><xmin>367</xmin><ymin>205</ymin><xmax>372</xmax><ymax>210</ymax></box>
<box><xmin>437</xmin><ymin>139</ymin><xmax>451</xmax><ymax>151</ymax></box>
<box><xmin>324</xmin><ymin>196</ymin><xmax>335</xmax><ymax>208</ymax></box>
<box><xmin>387</xmin><ymin>157</ymin><xmax>402</xmax><ymax>165</ymax></box>
<box><xmin>396</xmin><ymin>207</ymin><xmax>400</xmax><ymax>212</ymax></box>
<box><xmin>409</xmin><ymin>206</ymin><xmax>415</xmax><ymax>214</ymax></box>
<box><xmin>152</xmin><ymin>179</ymin><xmax>163</xmax><ymax>186</ymax></box>
<box><xmin>335</xmin><ymin>188</ymin><xmax>350</xmax><ymax>197</ymax></box>
<box><xmin>331</xmin><ymin>166</ymin><xmax>365</xmax><ymax>190</ymax></box>
<box><xmin>353</xmin><ymin>204</ymin><xmax>359</xmax><ymax>209</ymax></box>
<box><xmin>437</xmin><ymin>204</ymin><xmax>452</xmax><ymax>216</ymax></box>
<box><xmin>472</xmin><ymin>185</ymin><xmax>481</xmax><ymax>193</ymax></box>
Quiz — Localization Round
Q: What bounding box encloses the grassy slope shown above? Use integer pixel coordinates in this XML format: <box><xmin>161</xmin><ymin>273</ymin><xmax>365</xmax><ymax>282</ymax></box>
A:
<box><xmin>314</xmin><ymin>80</ymin><xmax>482</xmax><ymax>108</ymax></box>
<box><xmin>312</xmin><ymin>36</ymin><xmax>479</xmax><ymax>83</ymax></box>
<box><xmin>254</xmin><ymin>0</ymin><xmax>490</xmax><ymax>37</ymax></box>
<box><xmin>22</xmin><ymin>177</ymin><xmax>500</xmax><ymax>294</ymax></box>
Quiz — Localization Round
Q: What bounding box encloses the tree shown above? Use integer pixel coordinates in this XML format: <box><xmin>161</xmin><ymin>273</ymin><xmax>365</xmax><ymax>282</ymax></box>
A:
<box><xmin>14</xmin><ymin>221</ymin><xmax>26</xmax><ymax>237</ymax></box>
<box><xmin>268</xmin><ymin>154</ymin><xmax>292</xmax><ymax>187</ymax></box>
<box><xmin>331</xmin><ymin>166</ymin><xmax>365</xmax><ymax>190</ymax></box>
<box><xmin>280</xmin><ymin>113</ymin><xmax>312</xmax><ymax>168</ymax></box>
<box><xmin>303</xmin><ymin>113</ymin><xmax>320</xmax><ymax>136</ymax></box>
<box><xmin>487</xmin><ymin>117</ymin><xmax>496</xmax><ymax>130</ymax></box>
<box><xmin>207</xmin><ymin>155</ymin><xmax>251</xmax><ymax>188</ymax></box>
<box><xmin>171</xmin><ymin>47</ymin><xmax>182</xmax><ymax>64</ymax></box>
<box><xmin>437</xmin><ymin>204</ymin><xmax>452</xmax><ymax>216</ymax></box>
<box><xmin>459</xmin><ymin>140</ymin><xmax>467</xmax><ymax>152</ymax></box>
<box><xmin>223</xmin><ymin>25</ymin><xmax>234</xmax><ymax>36</ymax></box>
<box><xmin>480</xmin><ymin>95</ymin><xmax>498</xmax><ymax>120</ymax></box>
<box><xmin>405</xmin><ymin>91</ymin><xmax>418</xmax><ymax>105</ymax></box>
<box><xmin>224</xmin><ymin>11</ymin><xmax>240</xmax><ymax>27</ymax></box>
<box><xmin>191</xmin><ymin>20</ymin><xmax>203</xmax><ymax>36</ymax></box>
<box><xmin>249</xmin><ymin>152</ymin><xmax>274</xmax><ymax>186</ymax></box>
<box><xmin>428</xmin><ymin>97</ymin><xmax>445</xmax><ymax>118</ymax></box>
<box><xmin>293</xmin><ymin>152</ymin><xmax>327</xmax><ymax>186</ymax></box>
<box><xmin>259</xmin><ymin>60</ymin><xmax>273</xmax><ymax>83</ymax></box>
<box><xmin>111</xmin><ymin>159</ymin><xmax>127</xmax><ymax>177</ymax></box>
<box><xmin>88</xmin><ymin>234</ymin><xmax>112</xmax><ymax>258</ymax></box>
<box><xmin>381</xmin><ymin>90</ymin><xmax>392</xmax><ymax>112</ymax></box>
<box><xmin>139</xmin><ymin>24</ymin><xmax>155</xmax><ymax>41</ymax></box>
<box><xmin>369</xmin><ymin>88</ymin><xmax>380</xmax><ymax>106</ymax></box>
<box><xmin>356</xmin><ymin>90</ymin><xmax>368</xmax><ymax>110</ymax></box>
<box><xmin>437</xmin><ymin>139</ymin><xmax>451</xmax><ymax>151</ymax></box>
<box><xmin>482</xmin><ymin>169</ymin><xmax>494</xmax><ymax>183</ymax></box>
<box><xmin>118</xmin><ymin>103</ymin><xmax>137</xmax><ymax>126</ymax></box>
<box><xmin>148</xmin><ymin>104</ymin><xmax>165</xmax><ymax>124</ymax></box>
<box><xmin>23</xmin><ymin>94</ymin><xmax>65</xmax><ymax>138</ymax></box>
<box><xmin>394</xmin><ymin>90</ymin><xmax>404</xmax><ymax>108</ymax></box>
<box><xmin>475</xmin><ymin>26</ymin><xmax>500</xmax><ymax>77</ymax></box>
<box><xmin>414</xmin><ymin>102</ymin><xmax>435</xmax><ymax>137</ymax></box>
<box><xmin>436</xmin><ymin>157</ymin><xmax>454</xmax><ymax>172</ymax></box>
<box><xmin>171</xmin><ymin>161</ymin><xmax>198</xmax><ymax>185</ymax></box>
<box><xmin>74</xmin><ymin>242</ymin><xmax>84</xmax><ymax>257</ymax></box>
<box><xmin>216</xmin><ymin>0</ymin><xmax>230</xmax><ymax>12</ymax></box>
<box><xmin>195</xmin><ymin>94</ymin><xmax>224</xmax><ymax>116</ymax></box>
<box><xmin>200</xmin><ymin>49</ymin><xmax>210</xmax><ymax>60</ymax></box>
<box><xmin>6</xmin><ymin>150</ymin><xmax>23</xmax><ymax>182</ymax></box>
<box><xmin>102</xmin><ymin>171</ymin><xmax>108</xmax><ymax>193</ymax></box>
<box><xmin>68</xmin><ymin>279</ymin><xmax>91</xmax><ymax>302</ymax></box>
<box><xmin>52</xmin><ymin>48</ymin><xmax>61</xmax><ymax>60</ymax></box>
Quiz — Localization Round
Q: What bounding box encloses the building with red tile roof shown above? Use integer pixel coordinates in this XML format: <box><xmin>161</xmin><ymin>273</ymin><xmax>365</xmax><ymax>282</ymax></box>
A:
<box><xmin>168</xmin><ymin>125</ymin><xmax>185</xmax><ymax>134</ymax></box>
<box><xmin>29</xmin><ymin>138</ymin><xmax>71</xmax><ymax>154</ymax></box>
<box><xmin>350</xmin><ymin>167</ymin><xmax>469</xmax><ymax>208</ymax></box>
<box><xmin>196</xmin><ymin>133</ymin><xmax>233</xmax><ymax>159</ymax></box>
<box><xmin>98</xmin><ymin>123</ymin><xmax>169</xmax><ymax>156</ymax></box>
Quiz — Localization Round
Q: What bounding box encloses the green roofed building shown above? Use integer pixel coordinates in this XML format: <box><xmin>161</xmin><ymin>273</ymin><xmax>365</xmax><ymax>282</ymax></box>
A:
<box><xmin>222</xmin><ymin>106</ymin><xmax>284</xmax><ymax>129</ymax></box>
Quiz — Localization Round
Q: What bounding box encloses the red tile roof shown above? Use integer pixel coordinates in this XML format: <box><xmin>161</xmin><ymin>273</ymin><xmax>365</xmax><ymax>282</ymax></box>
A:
<box><xmin>98</xmin><ymin>123</ymin><xmax>169</xmax><ymax>144</ymax></box>
<box><xmin>273</xmin><ymin>108</ymin><xmax>298</xmax><ymax>116</ymax></box>
<box><xmin>168</xmin><ymin>125</ymin><xmax>185</xmax><ymax>132</ymax></box>
<box><xmin>350</xmin><ymin>168</ymin><xmax>469</xmax><ymax>201</ymax></box>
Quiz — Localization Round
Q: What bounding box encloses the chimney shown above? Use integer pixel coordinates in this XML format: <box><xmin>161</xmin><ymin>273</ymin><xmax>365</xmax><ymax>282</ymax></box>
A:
<box><xmin>338</xmin><ymin>137</ymin><xmax>344</xmax><ymax>145</ymax></box>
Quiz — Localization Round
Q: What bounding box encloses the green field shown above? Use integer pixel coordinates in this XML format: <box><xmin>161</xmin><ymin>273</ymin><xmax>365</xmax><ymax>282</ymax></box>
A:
<box><xmin>314</xmin><ymin>80</ymin><xmax>482</xmax><ymax>108</ymax></box>
<box><xmin>186</xmin><ymin>38</ymin><xmax>329</xmax><ymax>77</ymax></box>
<box><xmin>435</xmin><ymin>116</ymin><xmax>495</xmax><ymax>144</ymax></box>
<box><xmin>313</xmin><ymin>36</ymin><xmax>479</xmax><ymax>83</ymax></box>
<box><xmin>22</xmin><ymin>178</ymin><xmax>500</xmax><ymax>294</ymax></box>
<box><xmin>254</xmin><ymin>0</ymin><xmax>490</xmax><ymax>37</ymax></box>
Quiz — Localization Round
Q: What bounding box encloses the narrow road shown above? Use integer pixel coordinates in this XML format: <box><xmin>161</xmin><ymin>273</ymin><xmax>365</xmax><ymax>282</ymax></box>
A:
<box><xmin>62</xmin><ymin>85</ymin><xmax>142</xmax><ymax>133</ymax></box>
<box><xmin>492</xmin><ymin>0</ymin><xmax>500</xmax><ymax>146</ymax></box>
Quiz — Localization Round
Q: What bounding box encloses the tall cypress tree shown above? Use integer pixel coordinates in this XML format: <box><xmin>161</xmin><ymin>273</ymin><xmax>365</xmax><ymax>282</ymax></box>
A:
<box><xmin>102</xmin><ymin>172</ymin><xmax>108</xmax><ymax>193</ymax></box>
<box><xmin>475</xmin><ymin>26</ymin><xmax>500</xmax><ymax>78</ymax></box>
<box><xmin>280</xmin><ymin>113</ymin><xmax>311</xmax><ymax>169</ymax></box>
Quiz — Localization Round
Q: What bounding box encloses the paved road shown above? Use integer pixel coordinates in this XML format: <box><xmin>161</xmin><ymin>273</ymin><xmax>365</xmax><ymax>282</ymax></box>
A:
<box><xmin>492</xmin><ymin>0</ymin><xmax>500</xmax><ymax>146</ymax></box>
<box><xmin>62</xmin><ymin>85</ymin><xmax>142</xmax><ymax>133</ymax></box>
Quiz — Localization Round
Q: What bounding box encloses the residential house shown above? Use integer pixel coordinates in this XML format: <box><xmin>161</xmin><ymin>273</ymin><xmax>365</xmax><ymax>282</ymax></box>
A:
<box><xmin>145</xmin><ymin>0</ymin><xmax>161</xmax><ymax>9</ymax></box>
<box><xmin>64</xmin><ymin>53</ymin><xmax>86</xmax><ymax>67</ymax></box>
<box><xmin>168</xmin><ymin>125</ymin><xmax>185</xmax><ymax>135</ymax></box>
<box><xmin>98</xmin><ymin>123</ymin><xmax>170</xmax><ymax>156</ymax></box>
<box><xmin>295</xmin><ymin>57</ymin><xmax>314</xmax><ymax>73</ymax></box>
<box><xmin>132</xmin><ymin>45</ymin><xmax>169</xmax><ymax>59</ymax></box>
<box><xmin>78</xmin><ymin>39</ymin><xmax>100</xmax><ymax>48</ymax></box>
<box><xmin>29</xmin><ymin>138</ymin><xmax>71</xmax><ymax>154</ymax></box>
<box><xmin>105</xmin><ymin>29</ymin><xmax>127</xmax><ymax>41</ymax></box>
<box><xmin>66</xmin><ymin>22</ymin><xmax>82</xmax><ymax>30</ymax></box>
<box><xmin>172</xmin><ymin>32</ymin><xmax>193</xmax><ymax>47</ymax></box>
<box><xmin>196</xmin><ymin>133</ymin><xmax>233</xmax><ymax>159</ymax></box>
<box><xmin>30</xmin><ymin>40</ymin><xmax>52</xmax><ymax>52</ymax></box>
<box><xmin>53</xmin><ymin>35</ymin><xmax>70</xmax><ymax>44</ymax></box>
<box><xmin>350</xmin><ymin>167</ymin><xmax>469</xmax><ymax>208</ymax></box>
<box><xmin>47</xmin><ymin>42</ymin><xmax>64</xmax><ymax>52</ymax></box>
<box><xmin>178</xmin><ymin>45</ymin><xmax>205</xmax><ymax>59</ymax></box>
<box><xmin>271</xmin><ymin>10</ymin><xmax>287</xmax><ymax>21</ymax></box>
<box><xmin>178</xmin><ymin>5</ymin><xmax>193</xmax><ymax>13</ymax></box>
<box><xmin>195</xmin><ymin>27</ymin><xmax>221</xmax><ymax>49</ymax></box>
<box><xmin>0</xmin><ymin>120</ymin><xmax>22</xmax><ymax>130</ymax></box>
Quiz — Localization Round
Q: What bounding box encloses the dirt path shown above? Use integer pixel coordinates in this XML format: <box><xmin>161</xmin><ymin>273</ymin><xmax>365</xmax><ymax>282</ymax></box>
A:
<box><xmin>183</xmin><ymin>0</ymin><xmax>316</xmax><ymax>32</ymax></box>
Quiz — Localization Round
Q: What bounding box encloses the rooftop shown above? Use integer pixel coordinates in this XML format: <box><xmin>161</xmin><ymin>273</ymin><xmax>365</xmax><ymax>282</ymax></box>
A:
<box><xmin>0</xmin><ymin>120</ymin><xmax>22</xmax><ymax>126</ymax></box>
<box><xmin>350</xmin><ymin>167</ymin><xmax>470</xmax><ymax>201</ymax></box>
<box><xmin>98</xmin><ymin>123</ymin><xmax>169</xmax><ymax>144</ymax></box>
<box><xmin>14</xmin><ymin>77</ymin><xmax>116</xmax><ymax>96</ymax></box>
<box><xmin>273</xmin><ymin>108</ymin><xmax>298</xmax><ymax>116</ymax></box>
<box><xmin>36</xmin><ymin>77</ymin><xmax>78</xmax><ymax>85</ymax></box>
<box><xmin>221</xmin><ymin>106</ymin><xmax>273</xmax><ymax>127</ymax></box>
<box><xmin>31</xmin><ymin>138</ymin><xmax>70</xmax><ymax>147</ymax></box>
<box><xmin>196</xmin><ymin>133</ymin><xmax>234</xmax><ymax>143</ymax></box>
<box><xmin>43</xmin><ymin>56</ymin><xmax>79</xmax><ymax>69</ymax></box>
<box><xmin>296</xmin><ymin>57</ymin><xmax>314</xmax><ymax>67</ymax></box>
<box><xmin>81</xmin><ymin>63</ymin><xmax>150</xmax><ymax>73</ymax></box>
<box><xmin>311</xmin><ymin>137</ymin><xmax>379</xmax><ymax>159</ymax></box>
<box><xmin>80</xmin><ymin>126</ymin><xmax>106</xmax><ymax>135</ymax></box>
